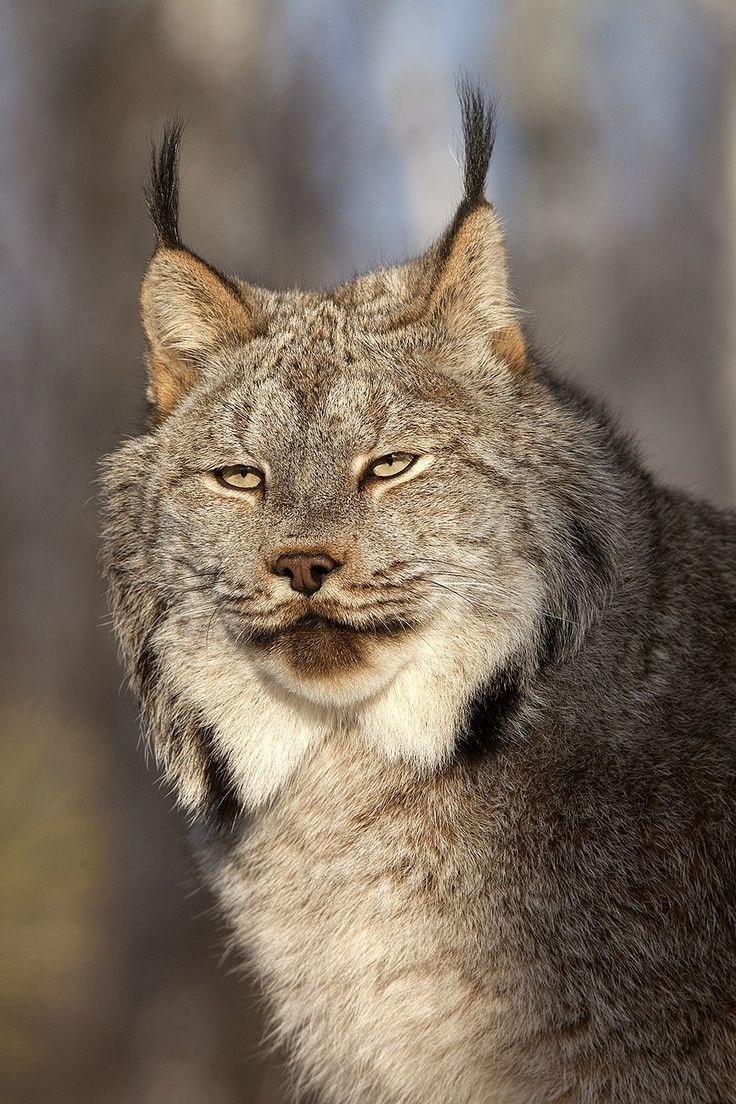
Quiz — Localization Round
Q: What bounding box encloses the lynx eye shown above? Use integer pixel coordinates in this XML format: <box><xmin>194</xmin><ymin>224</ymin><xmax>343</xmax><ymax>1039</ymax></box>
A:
<box><xmin>215</xmin><ymin>465</ymin><xmax>264</xmax><ymax>491</ymax></box>
<box><xmin>367</xmin><ymin>453</ymin><xmax>418</xmax><ymax>479</ymax></box>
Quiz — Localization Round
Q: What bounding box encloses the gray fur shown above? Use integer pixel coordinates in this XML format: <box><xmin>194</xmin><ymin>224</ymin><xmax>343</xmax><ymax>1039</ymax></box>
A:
<box><xmin>101</xmin><ymin>91</ymin><xmax>736</xmax><ymax>1102</ymax></box>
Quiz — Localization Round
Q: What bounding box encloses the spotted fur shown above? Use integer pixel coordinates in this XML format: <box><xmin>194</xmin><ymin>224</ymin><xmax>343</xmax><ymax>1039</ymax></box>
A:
<box><xmin>101</xmin><ymin>87</ymin><xmax>736</xmax><ymax>1102</ymax></box>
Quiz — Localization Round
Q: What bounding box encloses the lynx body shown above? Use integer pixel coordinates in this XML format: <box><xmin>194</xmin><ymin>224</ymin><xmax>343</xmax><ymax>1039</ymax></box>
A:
<box><xmin>102</xmin><ymin>90</ymin><xmax>736</xmax><ymax>1102</ymax></box>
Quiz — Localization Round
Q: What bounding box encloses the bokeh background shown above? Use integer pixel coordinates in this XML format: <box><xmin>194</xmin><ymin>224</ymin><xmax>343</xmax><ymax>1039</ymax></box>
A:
<box><xmin>2</xmin><ymin>1</ymin><xmax>736</xmax><ymax>1101</ymax></box>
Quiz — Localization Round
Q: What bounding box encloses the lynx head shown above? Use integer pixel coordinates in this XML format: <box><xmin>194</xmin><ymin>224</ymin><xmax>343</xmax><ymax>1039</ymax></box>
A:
<box><xmin>102</xmin><ymin>85</ymin><xmax>624</xmax><ymax>817</ymax></box>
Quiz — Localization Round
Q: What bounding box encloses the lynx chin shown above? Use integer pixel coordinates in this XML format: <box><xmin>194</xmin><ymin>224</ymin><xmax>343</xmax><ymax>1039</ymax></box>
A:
<box><xmin>101</xmin><ymin>85</ymin><xmax>736</xmax><ymax>1103</ymax></box>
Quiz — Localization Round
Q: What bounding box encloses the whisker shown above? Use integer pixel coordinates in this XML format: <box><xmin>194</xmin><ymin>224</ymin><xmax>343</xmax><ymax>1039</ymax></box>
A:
<box><xmin>391</xmin><ymin>560</ymin><xmax>586</xmax><ymax>630</ymax></box>
<box><xmin>205</xmin><ymin>606</ymin><xmax>220</xmax><ymax>651</ymax></box>
<box><xmin>218</xmin><ymin>596</ymin><xmax>290</xmax><ymax>620</ymax></box>
<box><xmin>420</xmin><ymin>579</ymin><xmax>482</xmax><ymax>613</ymax></box>
<box><xmin>166</xmin><ymin>605</ymin><xmax>222</xmax><ymax>626</ymax></box>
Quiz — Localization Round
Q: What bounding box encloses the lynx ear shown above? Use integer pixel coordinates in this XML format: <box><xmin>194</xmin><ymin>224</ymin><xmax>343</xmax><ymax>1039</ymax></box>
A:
<box><xmin>141</xmin><ymin>248</ymin><xmax>259</xmax><ymax>419</ymax></box>
<box><xmin>141</xmin><ymin>123</ymin><xmax>261</xmax><ymax>420</ymax></box>
<box><xmin>427</xmin><ymin>84</ymin><xmax>526</xmax><ymax>370</ymax></box>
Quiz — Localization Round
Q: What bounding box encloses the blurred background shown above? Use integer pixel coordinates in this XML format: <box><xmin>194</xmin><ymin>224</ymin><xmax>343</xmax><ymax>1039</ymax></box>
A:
<box><xmin>2</xmin><ymin>1</ymin><xmax>735</xmax><ymax>1101</ymax></box>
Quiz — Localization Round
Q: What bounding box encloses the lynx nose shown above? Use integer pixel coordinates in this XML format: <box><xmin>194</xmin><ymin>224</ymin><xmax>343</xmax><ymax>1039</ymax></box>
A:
<box><xmin>273</xmin><ymin>552</ymin><xmax>339</xmax><ymax>596</ymax></box>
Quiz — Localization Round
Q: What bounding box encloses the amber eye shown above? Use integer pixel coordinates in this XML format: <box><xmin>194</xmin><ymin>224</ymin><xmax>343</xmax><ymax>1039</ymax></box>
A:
<box><xmin>215</xmin><ymin>465</ymin><xmax>264</xmax><ymax>491</ymax></box>
<box><xmin>366</xmin><ymin>453</ymin><xmax>418</xmax><ymax>479</ymax></box>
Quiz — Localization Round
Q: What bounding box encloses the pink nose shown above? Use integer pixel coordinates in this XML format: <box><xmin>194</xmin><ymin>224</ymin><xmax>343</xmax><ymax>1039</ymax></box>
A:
<box><xmin>272</xmin><ymin>552</ymin><xmax>339</xmax><ymax>596</ymax></box>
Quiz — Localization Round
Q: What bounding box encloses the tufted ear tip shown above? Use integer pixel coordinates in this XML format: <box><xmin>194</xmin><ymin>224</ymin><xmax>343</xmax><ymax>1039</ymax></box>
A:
<box><xmin>427</xmin><ymin>82</ymin><xmax>526</xmax><ymax>370</ymax></box>
<box><xmin>145</xmin><ymin>119</ymin><xmax>184</xmax><ymax>250</ymax></box>
<box><xmin>353</xmin><ymin>86</ymin><xmax>526</xmax><ymax>372</ymax></box>
<box><xmin>455</xmin><ymin>78</ymin><xmax>496</xmax><ymax>211</ymax></box>
<box><xmin>140</xmin><ymin>123</ymin><xmax>267</xmax><ymax>422</ymax></box>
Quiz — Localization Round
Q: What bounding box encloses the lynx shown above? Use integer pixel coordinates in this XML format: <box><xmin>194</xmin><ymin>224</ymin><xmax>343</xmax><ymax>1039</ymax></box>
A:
<box><xmin>101</xmin><ymin>87</ymin><xmax>736</xmax><ymax>1102</ymax></box>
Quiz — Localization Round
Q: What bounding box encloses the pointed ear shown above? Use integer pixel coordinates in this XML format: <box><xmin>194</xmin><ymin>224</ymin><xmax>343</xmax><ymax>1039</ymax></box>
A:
<box><xmin>427</xmin><ymin>200</ymin><xmax>526</xmax><ymax>370</ymax></box>
<box><xmin>140</xmin><ymin>122</ymin><xmax>263</xmax><ymax>421</ymax></box>
<box><xmin>426</xmin><ymin>83</ymin><xmax>525</xmax><ymax>370</ymax></box>
<box><xmin>358</xmin><ymin>83</ymin><xmax>525</xmax><ymax>370</ymax></box>
<box><xmin>140</xmin><ymin>247</ymin><xmax>260</xmax><ymax>420</ymax></box>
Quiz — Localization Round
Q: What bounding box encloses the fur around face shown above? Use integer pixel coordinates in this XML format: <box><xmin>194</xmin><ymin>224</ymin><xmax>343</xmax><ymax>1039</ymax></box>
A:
<box><xmin>101</xmin><ymin>86</ymin><xmax>736</xmax><ymax>1102</ymax></box>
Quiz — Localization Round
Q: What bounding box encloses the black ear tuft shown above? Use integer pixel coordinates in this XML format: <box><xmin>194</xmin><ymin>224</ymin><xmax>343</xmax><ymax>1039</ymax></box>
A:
<box><xmin>146</xmin><ymin>118</ymin><xmax>183</xmax><ymax>249</ymax></box>
<box><xmin>457</xmin><ymin>78</ymin><xmax>496</xmax><ymax>209</ymax></box>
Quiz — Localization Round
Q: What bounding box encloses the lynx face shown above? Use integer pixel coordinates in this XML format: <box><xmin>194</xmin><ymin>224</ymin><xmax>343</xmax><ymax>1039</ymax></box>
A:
<box><xmin>103</xmin><ymin>92</ymin><xmax>620</xmax><ymax>812</ymax></box>
<box><xmin>147</xmin><ymin>298</ymin><xmax>544</xmax><ymax>713</ymax></box>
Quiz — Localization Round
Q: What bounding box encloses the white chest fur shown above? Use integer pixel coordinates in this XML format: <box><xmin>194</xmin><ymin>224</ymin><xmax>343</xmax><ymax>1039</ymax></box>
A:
<box><xmin>211</xmin><ymin>741</ymin><xmax>522</xmax><ymax>1104</ymax></box>
<box><xmin>154</xmin><ymin>599</ymin><xmax>537</xmax><ymax>1099</ymax></box>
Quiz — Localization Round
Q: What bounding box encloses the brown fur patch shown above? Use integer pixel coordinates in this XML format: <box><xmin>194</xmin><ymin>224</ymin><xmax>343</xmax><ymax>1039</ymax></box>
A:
<box><xmin>492</xmin><ymin>324</ymin><xmax>527</xmax><ymax>371</ymax></box>
<box><xmin>428</xmin><ymin>204</ymin><xmax>524</xmax><ymax>366</ymax></box>
<box><xmin>250</xmin><ymin>616</ymin><xmax>420</xmax><ymax>680</ymax></box>
<box><xmin>273</xmin><ymin>620</ymin><xmax>368</xmax><ymax>677</ymax></box>
<box><xmin>146</xmin><ymin>354</ymin><xmax>198</xmax><ymax>421</ymax></box>
<box><xmin>140</xmin><ymin>247</ymin><xmax>260</xmax><ymax>420</ymax></box>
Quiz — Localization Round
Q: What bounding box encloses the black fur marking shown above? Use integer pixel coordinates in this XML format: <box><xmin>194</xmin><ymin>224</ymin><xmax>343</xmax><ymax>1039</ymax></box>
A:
<box><xmin>198</xmin><ymin>724</ymin><xmax>243</xmax><ymax>834</ymax></box>
<box><xmin>537</xmin><ymin>614</ymin><xmax>571</xmax><ymax>673</ymax></box>
<box><xmin>457</xmin><ymin>78</ymin><xmax>496</xmax><ymax>212</ymax></box>
<box><xmin>567</xmin><ymin>514</ymin><xmax>608</xmax><ymax>580</ymax></box>
<box><xmin>437</xmin><ymin>80</ymin><xmax>497</xmax><ymax>264</ymax></box>
<box><xmin>135</xmin><ymin>638</ymin><xmax>160</xmax><ymax>705</ymax></box>
<box><xmin>146</xmin><ymin>118</ymin><xmax>183</xmax><ymax>249</ymax></box>
<box><xmin>455</xmin><ymin>666</ymin><xmax>522</xmax><ymax>761</ymax></box>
